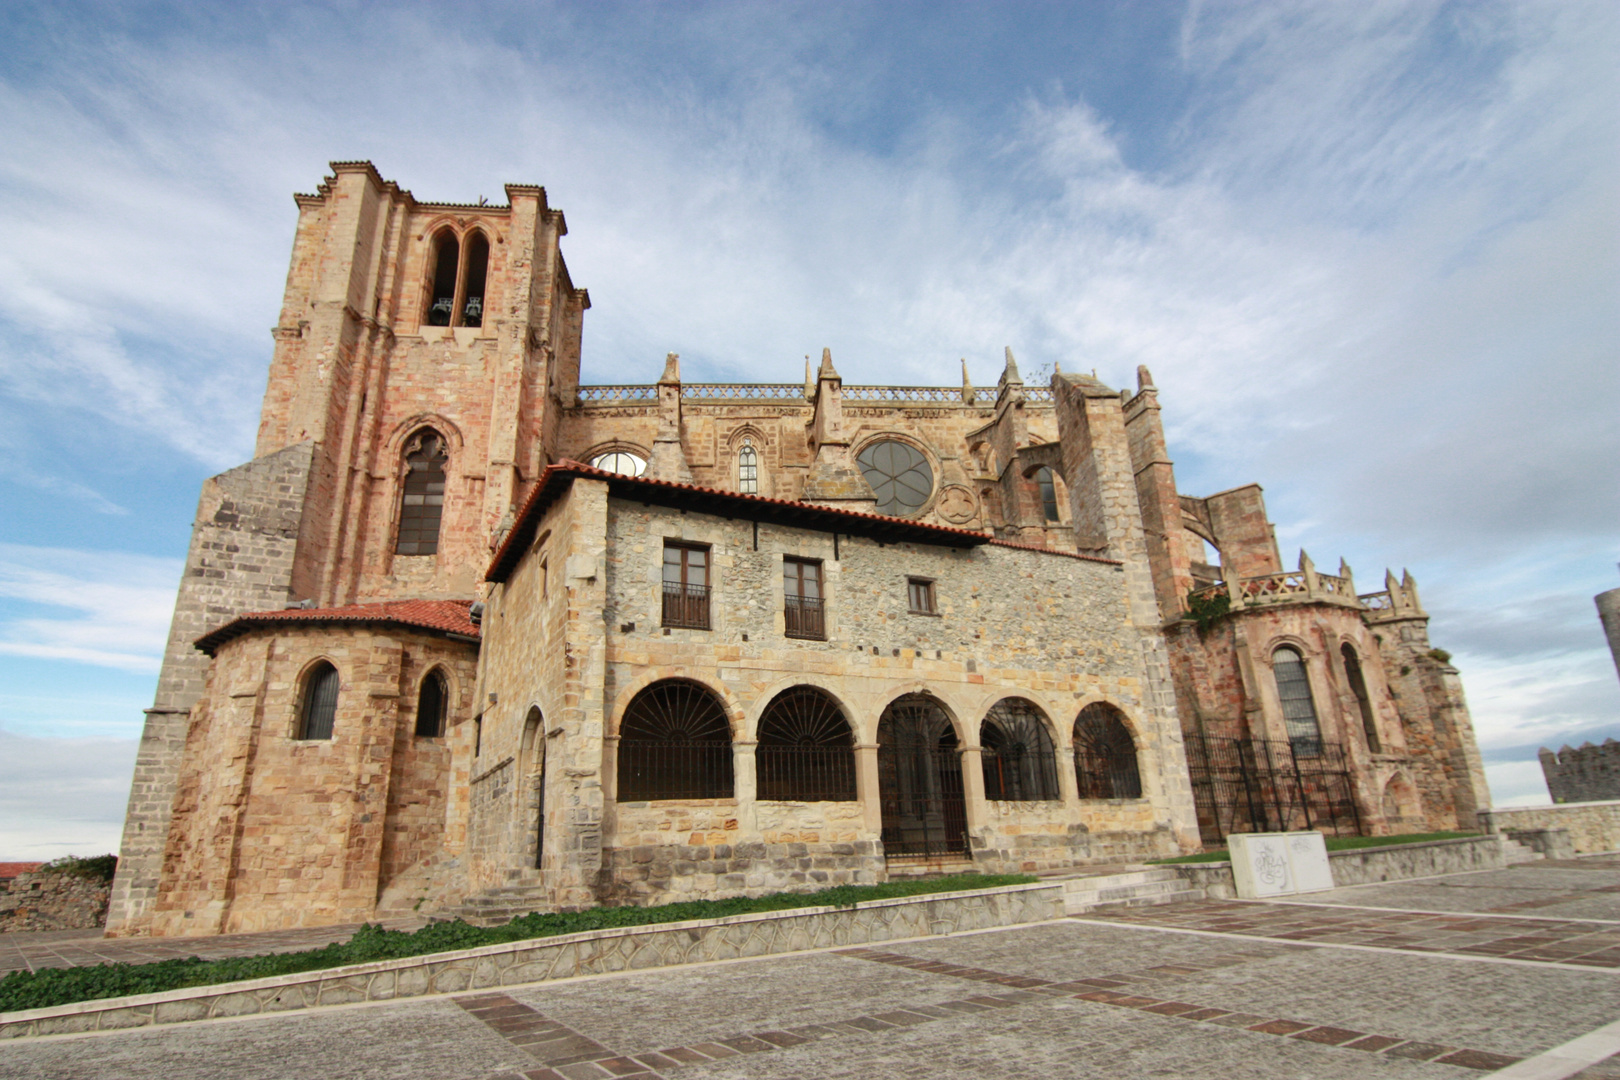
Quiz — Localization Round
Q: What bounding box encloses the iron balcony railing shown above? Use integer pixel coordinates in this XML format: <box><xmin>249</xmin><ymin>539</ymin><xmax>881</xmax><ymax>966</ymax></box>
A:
<box><xmin>784</xmin><ymin>594</ymin><xmax>826</xmax><ymax>640</ymax></box>
<box><xmin>662</xmin><ymin>582</ymin><xmax>711</xmax><ymax>629</ymax></box>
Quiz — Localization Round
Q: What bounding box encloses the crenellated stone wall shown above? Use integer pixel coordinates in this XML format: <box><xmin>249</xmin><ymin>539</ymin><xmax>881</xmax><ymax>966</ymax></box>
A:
<box><xmin>1540</xmin><ymin>741</ymin><xmax>1620</xmax><ymax>803</ymax></box>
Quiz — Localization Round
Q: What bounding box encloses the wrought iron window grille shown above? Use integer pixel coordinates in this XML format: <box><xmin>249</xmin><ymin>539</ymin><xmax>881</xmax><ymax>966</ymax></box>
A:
<box><xmin>980</xmin><ymin>699</ymin><xmax>1061</xmax><ymax>801</ymax></box>
<box><xmin>616</xmin><ymin>679</ymin><xmax>734</xmax><ymax>801</ymax></box>
<box><xmin>756</xmin><ymin>686</ymin><xmax>856</xmax><ymax>801</ymax></box>
<box><xmin>1073</xmin><ymin>703</ymin><xmax>1142</xmax><ymax>800</ymax></box>
<box><xmin>299</xmin><ymin>663</ymin><xmax>339</xmax><ymax>741</ymax></box>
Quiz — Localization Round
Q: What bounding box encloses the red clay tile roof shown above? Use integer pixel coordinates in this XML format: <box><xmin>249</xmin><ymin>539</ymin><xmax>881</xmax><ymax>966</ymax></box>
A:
<box><xmin>0</xmin><ymin>862</ymin><xmax>43</xmax><ymax>878</ymax></box>
<box><xmin>488</xmin><ymin>460</ymin><xmax>999</xmax><ymax>583</ymax></box>
<box><xmin>988</xmin><ymin>539</ymin><xmax>1121</xmax><ymax>565</ymax></box>
<box><xmin>195</xmin><ymin>599</ymin><xmax>479</xmax><ymax>656</ymax></box>
<box><xmin>487</xmin><ymin>460</ymin><xmax>1121</xmax><ymax>582</ymax></box>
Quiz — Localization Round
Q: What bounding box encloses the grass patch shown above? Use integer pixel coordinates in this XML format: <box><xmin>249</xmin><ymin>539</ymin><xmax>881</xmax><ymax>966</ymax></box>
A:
<box><xmin>0</xmin><ymin>872</ymin><xmax>1033</xmax><ymax>1014</ymax></box>
<box><xmin>1147</xmin><ymin>831</ymin><xmax>1482</xmax><ymax>865</ymax></box>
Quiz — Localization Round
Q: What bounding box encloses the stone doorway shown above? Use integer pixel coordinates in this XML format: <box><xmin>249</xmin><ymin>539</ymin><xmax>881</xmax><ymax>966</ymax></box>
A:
<box><xmin>877</xmin><ymin>695</ymin><xmax>968</xmax><ymax>857</ymax></box>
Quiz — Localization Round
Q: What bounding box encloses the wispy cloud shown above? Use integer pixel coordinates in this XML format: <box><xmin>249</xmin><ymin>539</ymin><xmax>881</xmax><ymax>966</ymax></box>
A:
<box><xmin>0</xmin><ymin>544</ymin><xmax>179</xmax><ymax>671</ymax></box>
<box><xmin>0</xmin><ymin>730</ymin><xmax>135</xmax><ymax>860</ymax></box>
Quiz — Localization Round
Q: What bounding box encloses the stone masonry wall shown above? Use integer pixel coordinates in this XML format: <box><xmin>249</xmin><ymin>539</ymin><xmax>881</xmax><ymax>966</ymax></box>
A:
<box><xmin>147</xmin><ymin>624</ymin><xmax>476</xmax><ymax>936</ymax></box>
<box><xmin>0</xmin><ymin>871</ymin><xmax>112</xmax><ymax>933</ymax></box>
<box><xmin>1480</xmin><ymin>802</ymin><xmax>1620</xmax><ymax>855</ymax></box>
<box><xmin>477</xmin><ymin>490</ymin><xmax>1198</xmax><ymax>909</ymax></box>
<box><xmin>106</xmin><ymin>442</ymin><xmax>316</xmax><ymax>937</ymax></box>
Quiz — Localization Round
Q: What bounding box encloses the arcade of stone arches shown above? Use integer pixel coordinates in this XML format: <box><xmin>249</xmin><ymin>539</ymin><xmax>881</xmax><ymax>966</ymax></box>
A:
<box><xmin>546</xmin><ymin>679</ymin><xmax>1146</xmax><ymax>860</ymax></box>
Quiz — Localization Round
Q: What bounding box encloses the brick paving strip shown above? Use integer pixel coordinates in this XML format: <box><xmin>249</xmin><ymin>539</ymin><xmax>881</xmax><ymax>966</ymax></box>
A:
<box><xmin>827</xmin><ymin>947</ymin><xmax>1523</xmax><ymax>1072</ymax></box>
<box><xmin>454</xmin><ymin>992</ymin><xmax>667</xmax><ymax>1080</ymax></box>
<box><xmin>1086</xmin><ymin>899</ymin><xmax>1620</xmax><ymax>968</ymax></box>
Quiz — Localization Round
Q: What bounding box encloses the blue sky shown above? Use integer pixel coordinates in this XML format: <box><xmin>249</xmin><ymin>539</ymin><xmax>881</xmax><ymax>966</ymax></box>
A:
<box><xmin>0</xmin><ymin>0</ymin><xmax>1615</xmax><ymax>858</ymax></box>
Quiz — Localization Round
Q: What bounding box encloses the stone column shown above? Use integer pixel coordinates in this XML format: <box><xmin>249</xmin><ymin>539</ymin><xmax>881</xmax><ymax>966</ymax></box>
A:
<box><xmin>855</xmin><ymin>744</ymin><xmax>883</xmax><ymax>837</ymax></box>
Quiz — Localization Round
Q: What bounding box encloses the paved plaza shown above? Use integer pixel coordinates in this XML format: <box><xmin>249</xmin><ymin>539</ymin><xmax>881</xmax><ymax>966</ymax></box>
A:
<box><xmin>3</xmin><ymin>859</ymin><xmax>1619</xmax><ymax>1079</ymax></box>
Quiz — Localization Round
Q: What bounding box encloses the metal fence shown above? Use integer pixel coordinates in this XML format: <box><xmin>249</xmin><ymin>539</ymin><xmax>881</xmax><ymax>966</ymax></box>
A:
<box><xmin>757</xmin><ymin>744</ymin><xmax>857</xmax><ymax>801</ymax></box>
<box><xmin>1184</xmin><ymin>735</ymin><xmax>1363</xmax><ymax>845</ymax></box>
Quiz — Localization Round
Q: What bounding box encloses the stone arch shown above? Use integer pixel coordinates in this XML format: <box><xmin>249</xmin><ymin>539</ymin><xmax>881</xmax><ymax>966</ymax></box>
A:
<box><xmin>755</xmin><ymin>685</ymin><xmax>857</xmax><ymax>802</ymax></box>
<box><xmin>582</xmin><ymin>440</ymin><xmax>650</xmax><ymax>477</ymax></box>
<box><xmin>608</xmin><ymin>670</ymin><xmax>742</xmax><ymax>741</ymax></box>
<box><xmin>1382</xmin><ymin>772</ymin><xmax>1421</xmax><ymax>827</ymax></box>
<box><xmin>979</xmin><ymin>697</ymin><xmax>1061</xmax><ymax>801</ymax></box>
<box><xmin>1073</xmin><ymin>701</ymin><xmax>1143</xmax><ymax>800</ymax></box>
<box><xmin>876</xmin><ymin>691</ymin><xmax>968</xmax><ymax>856</ymax></box>
<box><xmin>614</xmin><ymin>678</ymin><xmax>735</xmax><ymax>801</ymax></box>
<box><xmin>874</xmin><ymin>685</ymin><xmax>967</xmax><ymax>747</ymax></box>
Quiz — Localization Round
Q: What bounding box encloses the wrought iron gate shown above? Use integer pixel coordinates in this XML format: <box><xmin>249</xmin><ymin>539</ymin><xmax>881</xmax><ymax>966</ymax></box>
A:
<box><xmin>1185</xmin><ymin>734</ymin><xmax>1363</xmax><ymax>845</ymax></box>
<box><xmin>877</xmin><ymin>695</ymin><xmax>968</xmax><ymax>857</ymax></box>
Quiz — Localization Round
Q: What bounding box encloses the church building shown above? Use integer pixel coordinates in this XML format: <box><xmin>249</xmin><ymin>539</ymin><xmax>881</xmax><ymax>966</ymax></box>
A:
<box><xmin>104</xmin><ymin>163</ymin><xmax>1490</xmax><ymax>936</ymax></box>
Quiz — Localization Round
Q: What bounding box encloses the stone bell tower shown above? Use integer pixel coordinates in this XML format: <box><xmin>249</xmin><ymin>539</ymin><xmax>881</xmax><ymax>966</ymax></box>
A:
<box><xmin>105</xmin><ymin>163</ymin><xmax>588</xmax><ymax>935</ymax></box>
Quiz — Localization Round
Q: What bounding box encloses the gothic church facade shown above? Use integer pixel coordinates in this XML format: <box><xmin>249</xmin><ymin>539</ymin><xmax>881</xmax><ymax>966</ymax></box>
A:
<box><xmin>105</xmin><ymin>164</ymin><xmax>1490</xmax><ymax>936</ymax></box>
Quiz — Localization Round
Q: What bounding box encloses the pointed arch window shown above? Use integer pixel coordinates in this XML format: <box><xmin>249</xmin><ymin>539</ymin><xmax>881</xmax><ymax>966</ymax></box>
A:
<box><xmin>616</xmin><ymin>679</ymin><xmax>733</xmax><ymax>800</ymax></box>
<box><xmin>980</xmin><ymin>698</ymin><xmax>1060</xmax><ymax>801</ymax></box>
<box><xmin>415</xmin><ymin>669</ymin><xmax>447</xmax><ymax>738</ymax></box>
<box><xmin>1036</xmin><ymin>467</ymin><xmax>1060</xmax><ymax>522</ymax></box>
<box><xmin>397</xmin><ymin>430</ymin><xmax>448</xmax><ymax>555</ymax></box>
<box><xmin>299</xmin><ymin>662</ymin><xmax>339</xmax><ymax>741</ymax></box>
<box><xmin>1341</xmin><ymin>644</ymin><xmax>1380</xmax><ymax>752</ymax></box>
<box><xmin>1273</xmin><ymin>646</ymin><xmax>1323</xmax><ymax>757</ymax></box>
<box><xmin>756</xmin><ymin>686</ymin><xmax>856</xmax><ymax>801</ymax></box>
<box><xmin>738</xmin><ymin>439</ymin><xmax>758</xmax><ymax>494</ymax></box>
<box><xmin>1073</xmin><ymin>703</ymin><xmax>1141</xmax><ymax>799</ymax></box>
<box><xmin>424</xmin><ymin>228</ymin><xmax>490</xmax><ymax>328</ymax></box>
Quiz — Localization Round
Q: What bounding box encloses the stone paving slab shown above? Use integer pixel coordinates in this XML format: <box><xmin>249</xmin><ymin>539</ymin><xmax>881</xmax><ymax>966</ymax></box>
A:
<box><xmin>1302</xmin><ymin>864</ymin><xmax>1620</xmax><ymax>922</ymax></box>
<box><xmin>0</xmin><ymin>918</ymin><xmax>429</xmax><ymax>976</ymax></box>
<box><xmin>1086</xmin><ymin>898</ymin><xmax>1620</xmax><ymax>968</ymax></box>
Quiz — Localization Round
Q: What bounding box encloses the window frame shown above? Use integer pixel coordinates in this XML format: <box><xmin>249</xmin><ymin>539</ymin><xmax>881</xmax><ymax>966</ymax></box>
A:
<box><xmin>783</xmin><ymin>556</ymin><xmax>825</xmax><ymax>640</ymax></box>
<box><xmin>414</xmin><ymin>668</ymin><xmax>447</xmax><ymax>739</ymax></box>
<box><xmin>1272</xmin><ymin>645</ymin><xmax>1324</xmax><ymax>757</ymax></box>
<box><xmin>737</xmin><ymin>438</ymin><xmax>758</xmax><ymax>494</ymax></box>
<box><xmin>907</xmin><ymin>576</ymin><xmax>938</xmax><ymax>616</ymax></box>
<box><xmin>396</xmin><ymin>429</ymin><xmax>448</xmax><ymax>556</ymax></box>
<box><xmin>297</xmin><ymin>661</ymin><xmax>340</xmax><ymax>741</ymax></box>
<box><xmin>662</xmin><ymin>541</ymin><xmax>712</xmax><ymax>630</ymax></box>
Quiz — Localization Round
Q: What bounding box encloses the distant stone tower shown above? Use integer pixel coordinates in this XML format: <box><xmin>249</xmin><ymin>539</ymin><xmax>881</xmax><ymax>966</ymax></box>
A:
<box><xmin>1598</xmin><ymin>565</ymin><xmax>1620</xmax><ymax>682</ymax></box>
<box><xmin>1540</xmin><ymin>741</ymin><xmax>1620</xmax><ymax>803</ymax></box>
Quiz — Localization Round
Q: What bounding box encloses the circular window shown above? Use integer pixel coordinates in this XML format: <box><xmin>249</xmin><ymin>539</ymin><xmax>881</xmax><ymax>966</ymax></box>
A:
<box><xmin>856</xmin><ymin>440</ymin><xmax>934</xmax><ymax>516</ymax></box>
<box><xmin>591</xmin><ymin>451</ymin><xmax>647</xmax><ymax>477</ymax></box>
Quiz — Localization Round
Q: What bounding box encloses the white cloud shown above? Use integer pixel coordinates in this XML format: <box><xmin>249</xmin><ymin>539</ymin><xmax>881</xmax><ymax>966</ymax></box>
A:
<box><xmin>0</xmin><ymin>730</ymin><xmax>135</xmax><ymax>861</ymax></box>
<box><xmin>0</xmin><ymin>544</ymin><xmax>179</xmax><ymax>672</ymax></box>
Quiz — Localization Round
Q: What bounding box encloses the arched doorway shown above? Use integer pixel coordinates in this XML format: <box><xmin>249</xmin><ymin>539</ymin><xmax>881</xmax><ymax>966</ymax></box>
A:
<box><xmin>877</xmin><ymin>694</ymin><xmax>966</xmax><ymax>856</ymax></box>
<box><xmin>520</xmin><ymin>708</ymin><xmax>545</xmax><ymax>869</ymax></box>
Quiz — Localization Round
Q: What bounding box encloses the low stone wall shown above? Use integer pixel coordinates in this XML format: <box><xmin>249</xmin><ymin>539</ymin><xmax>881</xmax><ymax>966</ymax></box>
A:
<box><xmin>0</xmin><ymin>881</ymin><xmax>1063</xmax><ymax>1039</ymax></box>
<box><xmin>1479</xmin><ymin>802</ymin><xmax>1620</xmax><ymax>855</ymax></box>
<box><xmin>0</xmin><ymin>872</ymin><xmax>112</xmax><ymax>933</ymax></box>
<box><xmin>1171</xmin><ymin>835</ymin><xmax>1507</xmax><ymax>900</ymax></box>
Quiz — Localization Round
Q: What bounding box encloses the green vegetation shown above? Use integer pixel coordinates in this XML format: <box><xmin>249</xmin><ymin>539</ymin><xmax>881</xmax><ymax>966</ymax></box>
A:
<box><xmin>0</xmin><ymin>872</ymin><xmax>1032</xmax><ymax>1014</ymax></box>
<box><xmin>1427</xmin><ymin>648</ymin><xmax>1453</xmax><ymax>664</ymax></box>
<box><xmin>38</xmin><ymin>854</ymin><xmax>118</xmax><ymax>882</ymax></box>
<box><xmin>1183</xmin><ymin>589</ymin><xmax>1231</xmax><ymax>636</ymax></box>
<box><xmin>1147</xmin><ymin>830</ymin><xmax>1481</xmax><ymax>865</ymax></box>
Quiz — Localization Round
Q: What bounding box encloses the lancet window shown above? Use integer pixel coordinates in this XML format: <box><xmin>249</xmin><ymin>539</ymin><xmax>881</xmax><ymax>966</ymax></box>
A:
<box><xmin>1273</xmin><ymin>646</ymin><xmax>1323</xmax><ymax>756</ymax></box>
<box><xmin>738</xmin><ymin>439</ymin><xmax>758</xmax><ymax>494</ymax></box>
<box><xmin>1036</xmin><ymin>467</ymin><xmax>1061</xmax><ymax>522</ymax></box>
<box><xmin>298</xmin><ymin>662</ymin><xmax>340</xmax><ymax>741</ymax></box>
<box><xmin>424</xmin><ymin>228</ymin><xmax>490</xmax><ymax>328</ymax></box>
<box><xmin>1341</xmin><ymin>644</ymin><xmax>1380</xmax><ymax>752</ymax></box>
<box><xmin>397</xmin><ymin>430</ymin><xmax>448</xmax><ymax>556</ymax></box>
<box><xmin>415</xmin><ymin>669</ymin><xmax>447</xmax><ymax>738</ymax></box>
